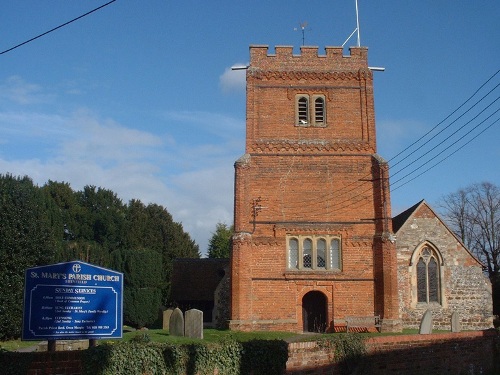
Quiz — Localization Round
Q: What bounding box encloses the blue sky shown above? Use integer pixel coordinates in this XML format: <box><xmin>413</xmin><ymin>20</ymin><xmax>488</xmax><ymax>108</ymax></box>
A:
<box><xmin>1</xmin><ymin>1</ymin><xmax>499</xmax><ymax>255</ymax></box>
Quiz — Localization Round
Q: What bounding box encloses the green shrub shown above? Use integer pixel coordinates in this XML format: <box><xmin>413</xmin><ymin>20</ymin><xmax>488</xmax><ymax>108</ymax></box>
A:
<box><xmin>240</xmin><ymin>339</ymin><xmax>288</xmax><ymax>375</ymax></box>
<box><xmin>318</xmin><ymin>333</ymin><xmax>366</xmax><ymax>375</ymax></box>
<box><xmin>83</xmin><ymin>338</ymin><xmax>288</xmax><ymax>375</ymax></box>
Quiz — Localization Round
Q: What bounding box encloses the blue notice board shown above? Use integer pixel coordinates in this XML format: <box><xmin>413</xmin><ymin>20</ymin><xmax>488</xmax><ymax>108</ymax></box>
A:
<box><xmin>22</xmin><ymin>261</ymin><xmax>123</xmax><ymax>340</ymax></box>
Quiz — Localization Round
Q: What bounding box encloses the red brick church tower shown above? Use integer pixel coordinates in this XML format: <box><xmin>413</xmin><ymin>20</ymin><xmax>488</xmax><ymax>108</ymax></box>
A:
<box><xmin>230</xmin><ymin>45</ymin><xmax>402</xmax><ymax>332</ymax></box>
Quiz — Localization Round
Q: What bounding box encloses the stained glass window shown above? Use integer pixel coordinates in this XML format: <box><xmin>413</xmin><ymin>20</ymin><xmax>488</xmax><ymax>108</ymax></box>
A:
<box><xmin>416</xmin><ymin>247</ymin><xmax>440</xmax><ymax>304</ymax></box>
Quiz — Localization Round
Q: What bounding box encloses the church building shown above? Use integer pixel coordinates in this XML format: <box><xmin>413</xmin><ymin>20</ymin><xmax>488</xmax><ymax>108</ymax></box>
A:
<box><xmin>228</xmin><ymin>45</ymin><xmax>492</xmax><ymax>333</ymax></box>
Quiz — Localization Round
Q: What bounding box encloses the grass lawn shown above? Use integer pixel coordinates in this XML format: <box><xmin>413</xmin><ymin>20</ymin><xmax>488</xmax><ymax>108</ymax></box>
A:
<box><xmin>0</xmin><ymin>328</ymin><xmax>299</xmax><ymax>352</ymax></box>
<box><xmin>0</xmin><ymin>328</ymin><xmax>428</xmax><ymax>352</ymax></box>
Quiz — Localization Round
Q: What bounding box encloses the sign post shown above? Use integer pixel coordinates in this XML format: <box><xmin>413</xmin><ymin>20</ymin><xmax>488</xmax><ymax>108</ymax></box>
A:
<box><xmin>22</xmin><ymin>261</ymin><xmax>123</xmax><ymax>343</ymax></box>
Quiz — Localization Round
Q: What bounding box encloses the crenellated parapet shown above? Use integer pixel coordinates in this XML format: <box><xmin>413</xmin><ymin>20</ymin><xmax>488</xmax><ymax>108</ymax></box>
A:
<box><xmin>249</xmin><ymin>45</ymin><xmax>369</xmax><ymax>72</ymax></box>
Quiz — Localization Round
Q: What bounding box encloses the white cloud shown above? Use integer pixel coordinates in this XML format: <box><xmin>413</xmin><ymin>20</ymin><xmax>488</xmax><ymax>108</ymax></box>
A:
<box><xmin>0</xmin><ymin>76</ymin><xmax>54</xmax><ymax>105</ymax></box>
<box><xmin>219</xmin><ymin>64</ymin><xmax>247</xmax><ymax>93</ymax></box>
<box><xmin>0</xmin><ymin>107</ymin><xmax>243</xmax><ymax>256</ymax></box>
<box><xmin>162</xmin><ymin>109</ymin><xmax>245</xmax><ymax>140</ymax></box>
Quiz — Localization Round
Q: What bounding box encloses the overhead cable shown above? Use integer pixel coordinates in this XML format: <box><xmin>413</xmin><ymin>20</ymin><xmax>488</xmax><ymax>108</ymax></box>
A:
<box><xmin>0</xmin><ymin>0</ymin><xmax>117</xmax><ymax>56</ymax></box>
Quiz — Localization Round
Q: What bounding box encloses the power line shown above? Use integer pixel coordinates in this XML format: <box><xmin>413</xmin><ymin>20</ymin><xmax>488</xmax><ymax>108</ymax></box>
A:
<box><xmin>390</xmin><ymin>82</ymin><xmax>500</xmax><ymax>172</ymax></box>
<box><xmin>391</xmin><ymin>95</ymin><xmax>500</xmax><ymax>180</ymax></box>
<box><xmin>0</xmin><ymin>0</ymin><xmax>117</xmax><ymax>56</ymax></box>
<box><xmin>392</xmin><ymin>115</ymin><xmax>500</xmax><ymax>192</ymax></box>
<box><xmin>302</xmin><ymin>70</ymin><xmax>500</xmax><ymax>215</ymax></box>
<box><xmin>314</xmin><ymin>69</ymin><xmax>500</xmax><ymax>214</ymax></box>
<box><xmin>387</xmin><ymin>69</ymin><xmax>500</xmax><ymax>166</ymax></box>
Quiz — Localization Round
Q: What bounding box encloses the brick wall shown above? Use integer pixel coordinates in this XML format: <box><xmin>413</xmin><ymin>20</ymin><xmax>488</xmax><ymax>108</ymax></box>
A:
<box><xmin>230</xmin><ymin>45</ymin><xmax>400</xmax><ymax>332</ymax></box>
<box><xmin>16</xmin><ymin>331</ymin><xmax>496</xmax><ymax>374</ymax></box>
<box><xmin>286</xmin><ymin>330</ymin><xmax>497</xmax><ymax>375</ymax></box>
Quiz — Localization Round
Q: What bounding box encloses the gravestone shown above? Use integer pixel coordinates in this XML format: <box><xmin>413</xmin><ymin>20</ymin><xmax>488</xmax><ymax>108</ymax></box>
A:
<box><xmin>419</xmin><ymin>309</ymin><xmax>433</xmax><ymax>334</ymax></box>
<box><xmin>451</xmin><ymin>311</ymin><xmax>461</xmax><ymax>333</ymax></box>
<box><xmin>185</xmin><ymin>309</ymin><xmax>203</xmax><ymax>339</ymax></box>
<box><xmin>169</xmin><ymin>308</ymin><xmax>184</xmax><ymax>337</ymax></box>
<box><xmin>162</xmin><ymin>308</ymin><xmax>174</xmax><ymax>331</ymax></box>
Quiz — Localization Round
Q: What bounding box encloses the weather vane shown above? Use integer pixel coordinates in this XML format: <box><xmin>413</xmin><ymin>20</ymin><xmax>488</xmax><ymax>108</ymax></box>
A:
<box><xmin>294</xmin><ymin>22</ymin><xmax>309</xmax><ymax>46</ymax></box>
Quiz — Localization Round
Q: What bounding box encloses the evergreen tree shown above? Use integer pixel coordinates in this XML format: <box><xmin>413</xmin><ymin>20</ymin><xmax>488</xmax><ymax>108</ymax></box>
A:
<box><xmin>125</xmin><ymin>202</ymin><xmax>200</xmax><ymax>302</ymax></box>
<box><xmin>77</xmin><ymin>185</ymin><xmax>126</xmax><ymax>251</ymax></box>
<box><xmin>0</xmin><ymin>174</ymin><xmax>201</xmax><ymax>334</ymax></box>
<box><xmin>0</xmin><ymin>175</ymin><xmax>58</xmax><ymax>339</ymax></box>
<box><xmin>208</xmin><ymin>222</ymin><xmax>233</xmax><ymax>258</ymax></box>
<box><xmin>111</xmin><ymin>248</ymin><xmax>164</xmax><ymax>328</ymax></box>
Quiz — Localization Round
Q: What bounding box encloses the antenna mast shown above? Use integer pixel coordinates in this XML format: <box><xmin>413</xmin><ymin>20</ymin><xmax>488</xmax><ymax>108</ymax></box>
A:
<box><xmin>342</xmin><ymin>0</ymin><xmax>361</xmax><ymax>47</ymax></box>
<box><xmin>355</xmin><ymin>0</ymin><xmax>361</xmax><ymax>46</ymax></box>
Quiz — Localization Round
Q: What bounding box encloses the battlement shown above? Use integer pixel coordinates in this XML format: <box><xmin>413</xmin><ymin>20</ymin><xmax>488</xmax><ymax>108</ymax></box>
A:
<box><xmin>249</xmin><ymin>45</ymin><xmax>368</xmax><ymax>71</ymax></box>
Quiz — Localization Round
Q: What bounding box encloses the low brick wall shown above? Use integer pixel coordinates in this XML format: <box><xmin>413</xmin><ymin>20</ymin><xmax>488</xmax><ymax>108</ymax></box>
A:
<box><xmin>286</xmin><ymin>330</ymin><xmax>498</xmax><ymax>375</ymax></box>
<box><xmin>5</xmin><ymin>330</ymin><xmax>497</xmax><ymax>374</ymax></box>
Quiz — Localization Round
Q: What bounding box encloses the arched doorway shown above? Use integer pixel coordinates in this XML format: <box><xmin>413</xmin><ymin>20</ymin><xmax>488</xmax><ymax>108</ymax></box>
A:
<box><xmin>302</xmin><ymin>291</ymin><xmax>327</xmax><ymax>332</ymax></box>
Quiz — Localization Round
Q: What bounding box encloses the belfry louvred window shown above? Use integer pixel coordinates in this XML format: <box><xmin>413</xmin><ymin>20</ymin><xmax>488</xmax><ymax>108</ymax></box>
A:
<box><xmin>314</xmin><ymin>96</ymin><xmax>325</xmax><ymax>124</ymax></box>
<box><xmin>296</xmin><ymin>94</ymin><xmax>326</xmax><ymax>126</ymax></box>
<box><xmin>297</xmin><ymin>96</ymin><xmax>309</xmax><ymax>124</ymax></box>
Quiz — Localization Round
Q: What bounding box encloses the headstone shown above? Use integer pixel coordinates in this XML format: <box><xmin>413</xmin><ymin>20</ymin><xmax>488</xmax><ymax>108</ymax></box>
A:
<box><xmin>419</xmin><ymin>309</ymin><xmax>433</xmax><ymax>334</ymax></box>
<box><xmin>169</xmin><ymin>308</ymin><xmax>184</xmax><ymax>337</ymax></box>
<box><xmin>451</xmin><ymin>311</ymin><xmax>461</xmax><ymax>333</ymax></box>
<box><xmin>185</xmin><ymin>309</ymin><xmax>203</xmax><ymax>339</ymax></box>
<box><xmin>162</xmin><ymin>308</ymin><xmax>174</xmax><ymax>331</ymax></box>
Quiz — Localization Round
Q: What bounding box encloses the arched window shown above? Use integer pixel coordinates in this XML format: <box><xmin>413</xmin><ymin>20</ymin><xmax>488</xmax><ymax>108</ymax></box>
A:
<box><xmin>416</xmin><ymin>247</ymin><xmax>440</xmax><ymax>303</ymax></box>
<box><xmin>289</xmin><ymin>238</ymin><xmax>299</xmax><ymax>269</ymax></box>
<box><xmin>287</xmin><ymin>235</ymin><xmax>342</xmax><ymax>271</ymax></box>
<box><xmin>296</xmin><ymin>94</ymin><xmax>327</xmax><ymax>126</ymax></box>
<box><xmin>314</xmin><ymin>97</ymin><xmax>325</xmax><ymax>124</ymax></box>
<box><xmin>330</xmin><ymin>238</ymin><xmax>341</xmax><ymax>270</ymax></box>
<box><xmin>303</xmin><ymin>238</ymin><xmax>313</xmax><ymax>268</ymax></box>
<box><xmin>317</xmin><ymin>238</ymin><xmax>326</xmax><ymax>269</ymax></box>
<box><xmin>297</xmin><ymin>96</ymin><xmax>309</xmax><ymax>125</ymax></box>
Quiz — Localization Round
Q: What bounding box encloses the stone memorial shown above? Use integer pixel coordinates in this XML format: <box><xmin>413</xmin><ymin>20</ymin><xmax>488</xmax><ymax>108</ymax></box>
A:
<box><xmin>451</xmin><ymin>311</ymin><xmax>461</xmax><ymax>333</ymax></box>
<box><xmin>162</xmin><ymin>308</ymin><xmax>174</xmax><ymax>331</ymax></box>
<box><xmin>185</xmin><ymin>309</ymin><xmax>203</xmax><ymax>339</ymax></box>
<box><xmin>419</xmin><ymin>309</ymin><xmax>433</xmax><ymax>334</ymax></box>
<box><xmin>169</xmin><ymin>308</ymin><xmax>184</xmax><ymax>337</ymax></box>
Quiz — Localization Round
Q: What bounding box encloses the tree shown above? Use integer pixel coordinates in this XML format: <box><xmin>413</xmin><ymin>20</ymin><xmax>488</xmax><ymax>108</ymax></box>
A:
<box><xmin>77</xmin><ymin>185</ymin><xmax>126</xmax><ymax>251</ymax></box>
<box><xmin>0</xmin><ymin>175</ymin><xmax>58</xmax><ymax>339</ymax></box>
<box><xmin>0</xmin><ymin>173</ymin><xmax>201</xmax><ymax>333</ymax></box>
<box><xmin>208</xmin><ymin>222</ymin><xmax>233</xmax><ymax>258</ymax></box>
<box><xmin>111</xmin><ymin>248</ymin><xmax>164</xmax><ymax>328</ymax></box>
<box><xmin>122</xmin><ymin>202</ymin><xmax>200</xmax><ymax>302</ymax></box>
<box><xmin>439</xmin><ymin>182</ymin><xmax>500</xmax><ymax>313</ymax></box>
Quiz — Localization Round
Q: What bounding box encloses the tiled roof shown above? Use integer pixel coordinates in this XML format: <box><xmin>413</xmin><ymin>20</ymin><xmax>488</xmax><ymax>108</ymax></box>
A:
<box><xmin>392</xmin><ymin>200</ymin><xmax>424</xmax><ymax>233</ymax></box>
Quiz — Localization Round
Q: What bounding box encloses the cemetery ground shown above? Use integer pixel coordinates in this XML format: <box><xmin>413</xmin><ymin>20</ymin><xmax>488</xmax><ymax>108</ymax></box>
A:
<box><xmin>0</xmin><ymin>326</ymin><xmax>434</xmax><ymax>352</ymax></box>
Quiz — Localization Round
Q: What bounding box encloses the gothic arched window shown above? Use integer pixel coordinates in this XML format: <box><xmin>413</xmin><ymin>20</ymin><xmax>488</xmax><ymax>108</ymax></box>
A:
<box><xmin>416</xmin><ymin>247</ymin><xmax>440</xmax><ymax>304</ymax></box>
